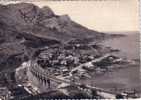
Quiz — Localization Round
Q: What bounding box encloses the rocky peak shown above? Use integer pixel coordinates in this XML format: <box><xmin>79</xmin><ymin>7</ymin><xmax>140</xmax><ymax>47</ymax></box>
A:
<box><xmin>41</xmin><ymin>6</ymin><xmax>55</xmax><ymax>18</ymax></box>
<box><xmin>0</xmin><ymin>3</ymin><xmax>55</xmax><ymax>28</ymax></box>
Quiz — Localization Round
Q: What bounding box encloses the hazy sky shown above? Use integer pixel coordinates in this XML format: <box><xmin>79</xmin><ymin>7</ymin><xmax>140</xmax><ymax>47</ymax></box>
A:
<box><xmin>1</xmin><ymin>0</ymin><xmax>139</xmax><ymax>32</ymax></box>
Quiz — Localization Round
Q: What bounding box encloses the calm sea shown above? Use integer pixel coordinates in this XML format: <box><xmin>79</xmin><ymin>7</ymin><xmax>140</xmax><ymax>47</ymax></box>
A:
<box><xmin>103</xmin><ymin>33</ymin><xmax>140</xmax><ymax>60</ymax></box>
<box><xmin>87</xmin><ymin>33</ymin><xmax>140</xmax><ymax>93</ymax></box>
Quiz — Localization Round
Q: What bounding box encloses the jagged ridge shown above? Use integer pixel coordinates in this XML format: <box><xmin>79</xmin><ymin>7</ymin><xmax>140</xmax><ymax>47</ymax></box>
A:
<box><xmin>0</xmin><ymin>3</ymin><xmax>106</xmax><ymax>42</ymax></box>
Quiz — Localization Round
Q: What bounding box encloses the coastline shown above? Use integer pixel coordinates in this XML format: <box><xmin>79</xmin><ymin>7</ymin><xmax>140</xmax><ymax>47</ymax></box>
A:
<box><xmin>91</xmin><ymin>63</ymin><xmax>140</xmax><ymax>93</ymax></box>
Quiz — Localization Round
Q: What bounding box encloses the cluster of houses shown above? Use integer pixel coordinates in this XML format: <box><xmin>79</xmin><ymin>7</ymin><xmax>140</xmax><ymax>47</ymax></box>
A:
<box><xmin>35</xmin><ymin>41</ymin><xmax>127</xmax><ymax>81</ymax></box>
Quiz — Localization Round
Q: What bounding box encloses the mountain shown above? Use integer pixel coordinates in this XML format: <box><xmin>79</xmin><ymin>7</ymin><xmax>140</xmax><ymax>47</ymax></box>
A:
<box><xmin>0</xmin><ymin>3</ymin><xmax>106</xmax><ymax>42</ymax></box>
<box><xmin>0</xmin><ymin>3</ymin><xmax>106</xmax><ymax>71</ymax></box>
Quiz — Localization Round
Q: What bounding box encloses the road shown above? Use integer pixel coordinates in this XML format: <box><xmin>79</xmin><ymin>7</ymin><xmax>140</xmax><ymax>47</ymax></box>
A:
<box><xmin>70</xmin><ymin>53</ymin><xmax>111</xmax><ymax>76</ymax></box>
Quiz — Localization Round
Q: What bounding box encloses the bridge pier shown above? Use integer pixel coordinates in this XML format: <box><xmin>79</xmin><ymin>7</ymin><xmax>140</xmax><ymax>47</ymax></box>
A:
<box><xmin>27</xmin><ymin>62</ymin><xmax>59</xmax><ymax>93</ymax></box>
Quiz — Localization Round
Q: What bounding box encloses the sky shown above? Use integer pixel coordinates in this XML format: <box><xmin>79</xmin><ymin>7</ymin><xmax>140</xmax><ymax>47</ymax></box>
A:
<box><xmin>0</xmin><ymin>0</ymin><xmax>139</xmax><ymax>32</ymax></box>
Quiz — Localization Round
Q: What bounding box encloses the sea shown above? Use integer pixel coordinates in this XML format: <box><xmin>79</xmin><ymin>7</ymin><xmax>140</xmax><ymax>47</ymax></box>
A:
<box><xmin>89</xmin><ymin>32</ymin><xmax>140</xmax><ymax>93</ymax></box>
<box><xmin>103</xmin><ymin>32</ymin><xmax>140</xmax><ymax>60</ymax></box>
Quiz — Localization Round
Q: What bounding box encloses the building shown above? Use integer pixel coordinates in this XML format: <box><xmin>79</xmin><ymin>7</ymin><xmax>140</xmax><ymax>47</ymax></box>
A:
<box><xmin>0</xmin><ymin>87</ymin><xmax>10</xmax><ymax>100</ymax></box>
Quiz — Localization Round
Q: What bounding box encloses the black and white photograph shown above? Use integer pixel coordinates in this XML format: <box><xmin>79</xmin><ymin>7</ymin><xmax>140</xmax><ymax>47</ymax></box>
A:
<box><xmin>0</xmin><ymin>0</ymin><xmax>140</xmax><ymax>99</ymax></box>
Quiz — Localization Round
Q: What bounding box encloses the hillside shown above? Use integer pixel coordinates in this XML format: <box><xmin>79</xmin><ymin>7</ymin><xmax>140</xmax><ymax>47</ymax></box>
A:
<box><xmin>0</xmin><ymin>3</ymin><xmax>107</xmax><ymax>71</ymax></box>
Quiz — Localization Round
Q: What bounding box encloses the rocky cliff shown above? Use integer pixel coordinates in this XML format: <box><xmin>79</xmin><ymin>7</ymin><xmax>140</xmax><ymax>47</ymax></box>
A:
<box><xmin>0</xmin><ymin>3</ymin><xmax>106</xmax><ymax>42</ymax></box>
